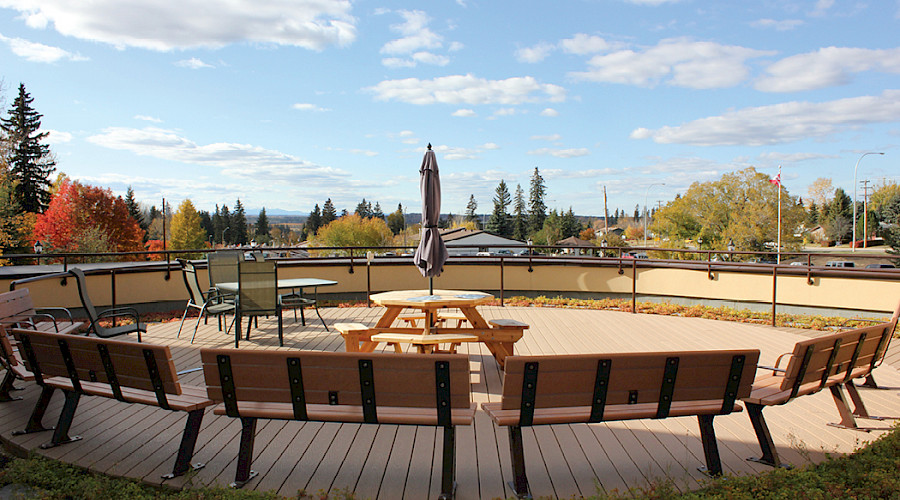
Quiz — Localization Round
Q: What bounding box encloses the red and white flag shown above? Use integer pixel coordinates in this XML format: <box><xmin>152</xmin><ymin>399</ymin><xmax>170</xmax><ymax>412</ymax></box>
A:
<box><xmin>769</xmin><ymin>172</ymin><xmax>781</xmax><ymax>187</ymax></box>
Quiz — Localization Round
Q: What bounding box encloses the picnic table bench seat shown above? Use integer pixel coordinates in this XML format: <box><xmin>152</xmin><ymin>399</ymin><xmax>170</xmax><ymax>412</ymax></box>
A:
<box><xmin>398</xmin><ymin>312</ymin><xmax>469</xmax><ymax>327</ymax></box>
<box><xmin>201</xmin><ymin>349</ymin><xmax>475</xmax><ymax>499</ymax></box>
<box><xmin>9</xmin><ymin>328</ymin><xmax>213</xmax><ymax>479</ymax></box>
<box><xmin>741</xmin><ymin>307</ymin><xmax>898</xmax><ymax>469</ymax></box>
<box><xmin>483</xmin><ymin>349</ymin><xmax>760</xmax><ymax>499</ymax></box>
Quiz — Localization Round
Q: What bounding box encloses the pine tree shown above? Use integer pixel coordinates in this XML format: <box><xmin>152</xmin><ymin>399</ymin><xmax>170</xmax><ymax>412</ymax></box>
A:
<box><xmin>220</xmin><ymin>205</ymin><xmax>232</xmax><ymax>244</ymax></box>
<box><xmin>256</xmin><ymin>208</ymin><xmax>270</xmax><ymax>236</ymax></box>
<box><xmin>465</xmin><ymin>195</ymin><xmax>478</xmax><ymax>226</ymax></box>
<box><xmin>486</xmin><ymin>180</ymin><xmax>512</xmax><ymax>237</ymax></box>
<box><xmin>306</xmin><ymin>204</ymin><xmax>322</xmax><ymax>237</ymax></box>
<box><xmin>386</xmin><ymin>203</ymin><xmax>405</xmax><ymax>235</ymax></box>
<box><xmin>512</xmin><ymin>183</ymin><xmax>527</xmax><ymax>241</ymax></box>
<box><xmin>232</xmin><ymin>199</ymin><xmax>248</xmax><ymax>245</ymax></box>
<box><xmin>124</xmin><ymin>186</ymin><xmax>148</xmax><ymax>237</ymax></box>
<box><xmin>372</xmin><ymin>202</ymin><xmax>384</xmax><ymax>220</ymax></box>
<box><xmin>0</xmin><ymin>84</ymin><xmax>55</xmax><ymax>213</ymax></box>
<box><xmin>561</xmin><ymin>207</ymin><xmax>581</xmax><ymax>238</ymax></box>
<box><xmin>322</xmin><ymin>198</ymin><xmax>337</xmax><ymax>225</ymax></box>
<box><xmin>528</xmin><ymin>167</ymin><xmax>547</xmax><ymax>234</ymax></box>
<box><xmin>355</xmin><ymin>198</ymin><xmax>371</xmax><ymax>218</ymax></box>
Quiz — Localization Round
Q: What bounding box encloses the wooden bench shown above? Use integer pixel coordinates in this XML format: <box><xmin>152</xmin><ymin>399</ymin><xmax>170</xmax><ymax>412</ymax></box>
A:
<box><xmin>0</xmin><ymin>289</ymin><xmax>83</xmax><ymax>335</ymax></box>
<box><xmin>10</xmin><ymin>328</ymin><xmax>214</xmax><ymax>479</ymax></box>
<box><xmin>0</xmin><ymin>325</ymin><xmax>34</xmax><ymax>402</ymax></box>
<box><xmin>483</xmin><ymin>350</ymin><xmax>759</xmax><ymax>499</ymax></box>
<box><xmin>200</xmin><ymin>349</ymin><xmax>476</xmax><ymax>498</ymax></box>
<box><xmin>742</xmin><ymin>310</ymin><xmax>898</xmax><ymax>469</ymax></box>
<box><xmin>369</xmin><ymin>332</ymin><xmax>480</xmax><ymax>353</ymax></box>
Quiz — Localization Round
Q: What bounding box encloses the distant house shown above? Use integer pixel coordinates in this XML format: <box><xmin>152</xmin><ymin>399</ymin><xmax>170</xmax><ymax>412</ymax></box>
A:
<box><xmin>555</xmin><ymin>236</ymin><xmax>596</xmax><ymax>255</ymax></box>
<box><xmin>440</xmin><ymin>228</ymin><xmax>525</xmax><ymax>255</ymax></box>
<box><xmin>809</xmin><ymin>225</ymin><xmax>826</xmax><ymax>242</ymax></box>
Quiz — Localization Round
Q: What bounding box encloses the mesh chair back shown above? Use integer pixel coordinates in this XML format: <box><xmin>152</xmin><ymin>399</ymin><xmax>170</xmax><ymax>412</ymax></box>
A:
<box><xmin>178</xmin><ymin>259</ymin><xmax>204</xmax><ymax>304</ymax></box>
<box><xmin>69</xmin><ymin>268</ymin><xmax>100</xmax><ymax>325</ymax></box>
<box><xmin>237</xmin><ymin>260</ymin><xmax>277</xmax><ymax>315</ymax></box>
<box><xmin>208</xmin><ymin>251</ymin><xmax>240</xmax><ymax>287</ymax></box>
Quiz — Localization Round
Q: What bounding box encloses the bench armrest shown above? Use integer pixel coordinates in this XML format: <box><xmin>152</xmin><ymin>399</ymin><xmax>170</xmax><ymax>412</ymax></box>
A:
<box><xmin>176</xmin><ymin>367</ymin><xmax>203</xmax><ymax>376</ymax></box>
<box><xmin>757</xmin><ymin>365</ymin><xmax>786</xmax><ymax>374</ymax></box>
<box><xmin>35</xmin><ymin>307</ymin><xmax>75</xmax><ymax>322</ymax></box>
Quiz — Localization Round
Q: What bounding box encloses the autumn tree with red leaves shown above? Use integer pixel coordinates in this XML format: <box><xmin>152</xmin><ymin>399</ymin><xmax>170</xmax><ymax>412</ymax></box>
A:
<box><xmin>33</xmin><ymin>179</ymin><xmax>146</xmax><ymax>254</ymax></box>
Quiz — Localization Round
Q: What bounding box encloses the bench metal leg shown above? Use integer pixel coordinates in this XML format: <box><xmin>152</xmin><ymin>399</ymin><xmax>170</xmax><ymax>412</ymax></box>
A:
<box><xmin>697</xmin><ymin>414</ymin><xmax>722</xmax><ymax>476</ymax></box>
<box><xmin>828</xmin><ymin>383</ymin><xmax>894</xmax><ymax>431</ymax></box>
<box><xmin>41</xmin><ymin>390</ymin><xmax>82</xmax><ymax>449</ymax></box>
<box><xmin>0</xmin><ymin>369</ymin><xmax>23</xmax><ymax>402</ymax></box>
<box><xmin>507</xmin><ymin>426</ymin><xmax>532</xmax><ymax>500</ymax></box>
<box><xmin>439</xmin><ymin>426</ymin><xmax>457</xmax><ymax>500</ymax></box>
<box><xmin>163</xmin><ymin>409</ymin><xmax>206</xmax><ymax>479</ymax></box>
<box><xmin>231</xmin><ymin>417</ymin><xmax>258</xmax><ymax>488</ymax></box>
<box><xmin>745</xmin><ymin>403</ymin><xmax>790</xmax><ymax>469</ymax></box>
<box><xmin>13</xmin><ymin>386</ymin><xmax>55</xmax><ymax>435</ymax></box>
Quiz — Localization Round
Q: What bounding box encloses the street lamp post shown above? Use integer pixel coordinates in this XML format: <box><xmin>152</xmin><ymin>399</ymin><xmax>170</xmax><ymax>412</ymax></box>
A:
<box><xmin>643</xmin><ymin>183</ymin><xmax>665</xmax><ymax>247</ymax></box>
<box><xmin>852</xmin><ymin>152</ymin><xmax>885</xmax><ymax>252</ymax></box>
<box><xmin>222</xmin><ymin>226</ymin><xmax>230</xmax><ymax>246</ymax></box>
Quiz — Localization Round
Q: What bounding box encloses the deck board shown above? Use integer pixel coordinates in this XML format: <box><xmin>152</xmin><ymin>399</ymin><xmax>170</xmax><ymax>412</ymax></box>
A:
<box><xmin>1</xmin><ymin>305</ymin><xmax>898</xmax><ymax>499</ymax></box>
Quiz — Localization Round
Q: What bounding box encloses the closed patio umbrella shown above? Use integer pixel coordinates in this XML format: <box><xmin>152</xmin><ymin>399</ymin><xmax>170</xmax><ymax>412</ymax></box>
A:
<box><xmin>413</xmin><ymin>143</ymin><xmax>449</xmax><ymax>294</ymax></box>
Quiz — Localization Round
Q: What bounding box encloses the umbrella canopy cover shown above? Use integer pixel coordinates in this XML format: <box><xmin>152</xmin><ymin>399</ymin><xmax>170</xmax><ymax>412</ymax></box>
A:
<box><xmin>413</xmin><ymin>147</ymin><xmax>449</xmax><ymax>277</ymax></box>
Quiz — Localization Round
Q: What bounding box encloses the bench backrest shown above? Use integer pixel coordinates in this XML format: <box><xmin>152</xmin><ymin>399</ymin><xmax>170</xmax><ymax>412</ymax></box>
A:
<box><xmin>12</xmin><ymin>328</ymin><xmax>182</xmax><ymax>403</ymax></box>
<box><xmin>500</xmin><ymin>350</ymin><xmax>759</xmax><ymax>423</ymax></box>
<box><xmin>0</xmin><ymin>289</ymin><xmax>36</xmax><ymax>323</ymax></box>
<box><xmin>780</xmin><ymin>319</ymin><xmax>896</xmax><ymax>398</ymax></box>
<box><xmin>201</xmin><ymin>349</ymin><xmax>471</xmax><ymax>425</ymax></box>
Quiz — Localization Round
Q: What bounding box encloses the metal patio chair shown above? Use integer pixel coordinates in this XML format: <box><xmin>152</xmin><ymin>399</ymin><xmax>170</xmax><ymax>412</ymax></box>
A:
<box><xmin>177</xmin><ymin>259</ymin><xmax>235</xmax><ymax>343</ymax></box>
<box><xmin>234</xmin><ymin>260</ymin><xmax>283</xmax><ymax>348</ymax></box>
<box><xmin>69</xmin><ymin>268</ymin><xmax>146</xmax><ymax>342</ymax></box>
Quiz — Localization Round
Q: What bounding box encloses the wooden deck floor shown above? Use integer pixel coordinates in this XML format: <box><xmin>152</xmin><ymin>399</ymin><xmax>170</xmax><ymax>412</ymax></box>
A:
<box><xmin>2</xmin><ymin>305</ymin><xmax>898</xmax><ymax>499</ymax></box>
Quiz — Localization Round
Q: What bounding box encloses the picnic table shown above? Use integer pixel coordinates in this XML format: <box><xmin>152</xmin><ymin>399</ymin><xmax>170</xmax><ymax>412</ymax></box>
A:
<box><xmin>337</xmin><ymin>289</ymin><xmax>527</xmax><ymax>367</ymax></box>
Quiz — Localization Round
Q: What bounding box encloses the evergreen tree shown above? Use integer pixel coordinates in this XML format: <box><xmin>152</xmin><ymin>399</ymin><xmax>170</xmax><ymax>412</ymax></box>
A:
<box><xmin>512</xmin><ymin>183</ymin><xmax>527</xmax><ymax>241</ymax></box>
<box><xmin>256</xmin><ymin>208</ymin><xmax>270</xmax><ymax>236</ymax></box>
<box><xmin>124</xmin><ymin>186</ymin><xmax>148</xmax><ymax>237</ymax></box>
<box><xmin>0</xmin><ymin>163</ymin><xmax>27</xmax><ymax>256</ymax></box>
<box><xmin>0</xmin><ymin>84</ymin><xmax>56</xmax><ymax>213</ymax></box>
<box><xmin>807</xmin><ymin>201</ymin><xmax>819</xmax><ymax>225</ymax></box>
<box><xmin>232</xmin><ymin>199</ymin><xmax>248</xmax><ymax>245</ymax></box>
<box><xmin>220</xmin><ymin>205</ymin><xmax>232</xmax><ymax>244</ymax></box>
<box><xmin>465</xmin><ymin>195</ymin><xmax>478</xmax><ymax>227</ymax></box>
<box><xmin>561</xmin><ymin>207</ymin><xmax>581</xmax><ymax>238</ymax></box>
<box><xmin>198</xmin><ymin>210</ymin><xmax>213</xmax><ymax>242</ymax></box>
<box><xmin>322</xmin><ymin>198</ymin><xmax>337</xmax><ymax>225</ymax></box>
<box><xmin>355</xmin><ymin>198</ymin><xmax>371</xmax><ymax>218</ymax></box>
<box><xmin>386</xmin><ymin>203</ymin><xmax>405</xmax><ymax>235</ymax></box>
<box><xmin>306</xmin><ymin>204</ymin><xmax>322</xmax><ymax>237</ymax></box>
<box><xmin>372</xmin><ymin>202</ymin><xmax>385</xmax><ymax>220</ymax></box>
<box><xmin>486</xmin><ymin>179</ymin><xmax>512</xmax><ymax>238</ymax></box>
<box><xmin>528</xmin><ymin>167</ymin><xmax>547</xmax><ymax>234</ymax></box>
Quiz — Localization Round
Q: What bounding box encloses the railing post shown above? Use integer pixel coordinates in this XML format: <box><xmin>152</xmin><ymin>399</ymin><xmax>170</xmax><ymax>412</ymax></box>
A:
<box><xmin>111</xmin><ymin>269</ymin><xmax>117</xmax><ymax>328</ymax></box>
<box><xmin>771</xmin><ymin>266</ymin><xmax>777</xmax><ymax>327</ymax></box>
<box><xmin>366</xmin><ymin>260</ymin><xmax>371</xmax><ymax>308</ymax></box>
<box><xmin>499</xmin><ymin>257</ymin><xmax>505</xmax><ymax>306</ymax></box>
<box><xmin>348</xmin><ymin>248</ymin><xmax>354</xmax><ymax>274</ymax></box>
<box><xmin>631</xmin><ymin>259</ymin><xmax>637</xmax><ymax>314</ymax></box>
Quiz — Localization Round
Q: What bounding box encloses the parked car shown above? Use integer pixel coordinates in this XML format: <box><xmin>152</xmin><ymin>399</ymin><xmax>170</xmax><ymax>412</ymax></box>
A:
<box><xmin>475</xmin><ymin>251</ymin><xmax>493</xmax><ymax>256</ymax></box>
<box><xmin>825</xmin><ymin>261</ymin><xmax>855</xmax><ymax>268</ymax></box>
<box><xmin>865</xmin><ymin>263</ymin><xmax>896</xmax><ymax>269</ymax></box>
<box><xmin>495</xmin><ymin>249</ymin><xmax>515</xmax><ymax>255</ymax></box>
<box><xmin>623</xmin><ymin>252</ymin><xmax>649</xmax><ymax>259</ymax></box>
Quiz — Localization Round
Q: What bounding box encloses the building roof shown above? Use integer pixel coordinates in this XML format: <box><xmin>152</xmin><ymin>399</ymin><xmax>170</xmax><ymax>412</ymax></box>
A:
<box><xmin>555</xmin><ymin>236</ymin><xmax>596</xmax><ymax>247</ymax></box>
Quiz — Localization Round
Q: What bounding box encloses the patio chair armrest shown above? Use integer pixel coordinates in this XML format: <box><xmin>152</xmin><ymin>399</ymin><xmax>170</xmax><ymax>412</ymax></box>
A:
<box><xmin>35</xmin><ymin>307</ymin><xmax>75</xmax><ymax>322</ymax></box>
<box><xmin>176</xmin><ymin>367</ymin><xmax>203</xmax><ymax>376</ymax></box>
<box><xmin>96</xmin><ymin>307</ymin><xmax>142</xmax><ymax>323</ymax></box>
<box><xmin>757</xmin><ymin>365</ymin><xmax>786</xmax><ymax>374</ymax></box>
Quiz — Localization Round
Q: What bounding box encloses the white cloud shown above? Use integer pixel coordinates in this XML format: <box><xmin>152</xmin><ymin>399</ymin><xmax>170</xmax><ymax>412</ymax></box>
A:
<box><xmin>452</xmin><ymin>109</ymin><xmax>476</xmax><ymax>117</ymax></box>
<box><xmin>630</xmin><ymin>90</ymin><xmax>900</xmax><ymax>146</ymax></box>
<box><xmin>0</xmin><ymin>33</ymin><xmax>86</xmax><ymax>62</ymax></box>
<box><xmin>45</xmin><ymin>129</ymin><xmax>72</xmax><ymax>144</ymax></box>
<box><xmin>0</xmin><ymin>0</ymin><xmax>356</xmax><ymax>51</ymax></box>
<box><xmin>811</xmin><ymin>0</ymin><xmax>835</xmax><ymax>17</ymax></box>
<box><xmin>559</xmin><ymin>34</ymin><xmax>617</xmax><ymax>55</ymax></box>
<box><xmin>86</xmin><ymin>127</ymin><xmax>347</xmax><ymax>182</ymax></box>
<box><xmin>750</xmin><ymin>18</ymin><xmax>804</xmax><ymax>31</ymax></box>
<box><xmin>368</xmin><ymin>74</ymin><xmax>566</xmax><ymax>105</ymax></box>
<box><xmin>756</xmin><ymin>47</ymin><xmax>900</xmax><ymax>92</ymax></box>
<box><xmin>493</xmin><ymin>108</ymin><xmax>518</xmax><ymax>117</ymax></box>
<box><xmin>540</xmin><ymin>108</ymin><xmax>560</xmax><ymax>117</ymax></box>
<box><xmin>531</xmin><ymin>134</ymin><xmax>562</xmax><ymax>141</ymax></box>
<box><xmin>758</xmin><ymin>152</ymin><xmax>840</xmax><ymax>163</ymax></box>
<box><xmin>380</xmin><ymin>9</ymin><xmax>452</xmax><ymax>67</ymax></box>
<box><xmin>292</xmin><ymin>103</ymin><xmax>330</xmax><ymax>112</ymax></box>
<box><xmin>569</xmin><ymin>37</ymin><xmax>774</xmax><ymax>89</ymax></box>
<box><xmin>134</xmin><ymin>115</ymin><xmax>162</xmax><ymax>123</ymax></box>
<box><xmin>516</xmin><ymin>42</ymin><xmax>554</xmax><ymax>63</ymax></box>
<box><xmin>175</xmin><ymin>57</ymin><xmax>213</xmax><ymax>69</ymax></box>
<box><xmin>527</xmin><ymin>147</ymin><xmax>590</xmax><ymax>158</ymax></box>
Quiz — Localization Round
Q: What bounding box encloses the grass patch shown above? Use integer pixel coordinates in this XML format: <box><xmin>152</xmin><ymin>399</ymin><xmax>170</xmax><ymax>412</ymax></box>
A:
<box><xmin>1</xmin><ymin>425</ymin><xmax>898</xmax><ymax>499</ymax></box>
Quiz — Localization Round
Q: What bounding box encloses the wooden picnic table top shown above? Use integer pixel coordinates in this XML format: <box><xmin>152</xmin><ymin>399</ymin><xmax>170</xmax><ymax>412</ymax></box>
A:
<box><xmin>369</xmin><ymin>289</ymin><xmax>493</xmax><ymax>309</ymax></box>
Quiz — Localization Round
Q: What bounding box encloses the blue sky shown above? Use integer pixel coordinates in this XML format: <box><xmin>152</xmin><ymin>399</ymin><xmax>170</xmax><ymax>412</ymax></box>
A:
<box><xmin>1</xmin><ymin>0</ymin><xmax>898</xmax><ymax>218</ymax></box>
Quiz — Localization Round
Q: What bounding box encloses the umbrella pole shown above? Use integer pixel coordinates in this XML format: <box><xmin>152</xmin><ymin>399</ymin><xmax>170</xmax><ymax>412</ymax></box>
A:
<box><xmin>429</xmin><ymin>277</ymin><xmax>434</xmax><ymax>295</ymax></box>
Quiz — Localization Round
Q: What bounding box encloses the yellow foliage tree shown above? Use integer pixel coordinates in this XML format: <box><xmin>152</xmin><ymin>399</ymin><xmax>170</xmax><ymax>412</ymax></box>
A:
<box><xmin>170</xmin><ymin>199</ymin><xmax>208</xmax><ymax>255</ymax></box>
<box><xmin>311</xmin><ymin>214</ymin><xmax>393</xmax><ymax>255</ymax></box>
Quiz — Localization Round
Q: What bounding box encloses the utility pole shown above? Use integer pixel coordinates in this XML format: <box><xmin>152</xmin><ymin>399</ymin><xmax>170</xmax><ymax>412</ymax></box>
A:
<box><xmin>602</xmin><ymin>186</ymin><xmax>609</xmax><ymax>237</ymax></box>
<box><xmin>860</xmin><ymin>179</ymin><xmax>871</xmax><ymax>248</ymax></box>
